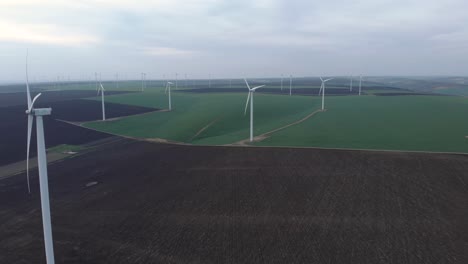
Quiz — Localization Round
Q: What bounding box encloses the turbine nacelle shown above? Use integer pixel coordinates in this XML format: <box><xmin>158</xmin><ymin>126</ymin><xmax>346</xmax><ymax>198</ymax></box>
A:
<box><xmin>97</xmin><ymin>83</ymin><xmax>105</xmax><ymax>95</ymax></box>
<box><xmin>25</xmin><ymin>108</ymin><xmax>52</xmax><ymax>116</ymax></box>
<box><xmin>243</xmin><ymin>78</ymin><xmax>265</xmax><ymax>116</ymax></box>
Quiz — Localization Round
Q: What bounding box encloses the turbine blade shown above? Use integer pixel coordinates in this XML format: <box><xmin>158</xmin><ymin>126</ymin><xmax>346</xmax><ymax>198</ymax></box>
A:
<box><xmin>29</xmin><ymin>93</ymin><xmax>41</xmax><ymax>112</ymax></box>
<box><xmin>26</xmin><ymin>50</ymin><xmax>32</xmax><ymax>109</ymax></box>
<box><xmin>251</xmin><ymin>85</ymin><xmax>265</xmax><ymax>91</ymax></box>
<box><xmin>320</xmin><ymin>77</ymin><xmax>323</xmax><ymax>82</ymax></box>
<box><xmin>244</xmin><ymin>92</ymin><xmax>251</xmax><ymax>115</ymax></box>
<box><xmin>244</xmin><ymin>78</ymin><xmax>251</xmax><ymax>90</ymax></box>
<box><xmin>26</xmin><ymin>115</ymin><xmax>33</xmax><ymax>194</ymax></box>
<box><xmin>324</xmin><ymin>78</ymin><xmax>334</xmax><ymax>82</ymax></box>
<box><xmin>318</xmin><ymin>83</ymin><xmax>323</xmax><ymax>95</ymax></box>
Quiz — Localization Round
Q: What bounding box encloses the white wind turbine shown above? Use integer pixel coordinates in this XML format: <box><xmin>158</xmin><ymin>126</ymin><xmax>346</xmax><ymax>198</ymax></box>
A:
<box><xmin>141</xmin><ymin>73</ymin><xmax>146</xmax><ymax>92</ymax></box>
<box><xmin>165</xmin><ymin>81</ymin><xmax>173</xmax><ymax>110</ymax></box>
<box><xmin>281</xmin><ymin>74</ymin><xmax>284</xmax><ymax>91</ymax></box>
<box><xmin>97</xmin><ymin>83</ymin><xmax>106</xmax><ymax>120</ymax></box>
<box><xmin>318</xmin><ymin>77</ymin><xmax>334</xmax><ymax>111</ymax></box>
<box><xmin>95</xmin><ymin>72</ymin><xmax>98</xmax><ymax>91</ymax></box>
<box><xmin>350</xmin><ymin>76</ymin><xmax>353</xmax><ymax>92</ymax></box>
<box><xmin>244</xmin><ymin>78</ymin><xmax>265</xmax><ymax>142</ymax></box>
<box><xmin>289</xmin><ymin>75</ymin><xmax>292</xmax><ymax>96</ymax></box>
<box><xmin>25</xmin><ymin>51</ymin><xmax>56</xmax><ymax>264</ymax></box>
<box><xmin>115</xmin><ymin>73</ymin><xmax>119</xmax><ymax>89</ymax></box>
<box><xmin>359</xmin><ymin>75</ymin><xmax>362</xmax><ymax>96</ymax></box>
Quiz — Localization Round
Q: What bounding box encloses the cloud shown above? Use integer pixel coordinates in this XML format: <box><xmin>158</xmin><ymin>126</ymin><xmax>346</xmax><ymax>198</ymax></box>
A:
<box><xmin>141</xmin><ymin>46</ymin><xmax>197</xmax><ymax>56</ymax></box>
<box><xmin>1</xmin><ymin>0</ymin><xmax>468</xmax><ymax>81</ymax></box>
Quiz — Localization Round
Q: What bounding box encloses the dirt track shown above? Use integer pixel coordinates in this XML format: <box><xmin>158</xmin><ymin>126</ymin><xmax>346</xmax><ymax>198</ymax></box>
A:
<box><xmin>233</xmin><ymin>109</ymin><xmax>323</xmax><ymax>145</ymax></box>
<box><xmin>0</xmin><ymin>139</ymin><xmax>466</xmax><ymax>263</ymax></box>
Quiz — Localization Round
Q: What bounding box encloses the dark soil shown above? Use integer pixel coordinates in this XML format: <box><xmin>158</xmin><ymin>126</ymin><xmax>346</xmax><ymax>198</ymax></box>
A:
<box><xmin>1</xmin><ymin>140</ymin><xmax>466</xmax><ymax>263</ymax></box>
<box><xmin>0</xmin><ymin>90</ymin><xmax>136</xmax><ymax>108</ymax></box>
<box><xmin>0</xmin><ymin>98</ymin><xmax>155</xmax><ymax>166</ymax></box>
<box><xmin>180</xmin><ymin>87</ymin><xmax>363</xmax><ymax>96</ymax></box>
<box><xmin>373</xmin><ymin>92</ymin><xmax>443</xmax><ymax>96</ymax></box>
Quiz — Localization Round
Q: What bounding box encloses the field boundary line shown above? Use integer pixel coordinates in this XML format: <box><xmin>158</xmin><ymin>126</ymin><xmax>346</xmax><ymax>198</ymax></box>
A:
<box><xmin>55</xmin><ymin>119</ymin><xmax>189</xmax><ymax>146</ymax></box>
<box><xmin>56</xmin><ymin>115</ymin><xmax>468</xmax><ymax>156</ymax></box>
<box><xmin>190</xmin><ymin>118</ymin><xmax>220</xmax><ymax>142</ymax></box>
<box><xmin>231</xmin><ymin>109</ymin><xmax>323</xmax><ymax>146</ymax></box>
<box><xmin>71</xmin><ymin>108</ymin><xmax>168</xmax><ymax>125</ymax></box>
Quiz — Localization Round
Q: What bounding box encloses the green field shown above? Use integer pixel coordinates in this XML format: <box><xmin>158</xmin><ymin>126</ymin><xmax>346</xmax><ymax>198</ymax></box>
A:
<box><xmin>83</xmin><ymin>88</ymin><xmax>468</xmax><ymax>153</ymax></box>
<box><xmin>84</xmin><ymin>89</ymin><xmax>320</xmax><ymax>145</ymax></box>
<box><xmin>256</xmin><ymin>95</ymin><xmax>468</xmax><ymax>152</ymax></box>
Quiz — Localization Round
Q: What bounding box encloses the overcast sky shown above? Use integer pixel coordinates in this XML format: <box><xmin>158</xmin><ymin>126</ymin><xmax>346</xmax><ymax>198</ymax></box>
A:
<box><xmin>1</xmin><ymin>0</ymin><xmax>467</xmax><ymax>82</ymax></box>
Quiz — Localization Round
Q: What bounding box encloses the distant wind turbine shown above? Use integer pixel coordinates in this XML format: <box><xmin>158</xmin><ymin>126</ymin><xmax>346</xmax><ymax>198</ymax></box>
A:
<box><xmin>350</xmin><ymin>76</ymin><xmax>353</xmax><ymax>92</ymax></box>
<box><xmin>95</xmin><ymin>72</ymin><xmax>98</xmax><ymax>91</ymax></box>
<box><xmin>359</xmin><ymin>75</ymin><xmax>362</xmax><ymax>96</ymax></box>
<box><xmin>244</xmin><ymin>78</ymin><xmax>265</xmax><ymax>142</ymax></box>
<box><xmin>281</xmin><ymin>74</ymin><xmax>284</xmax><ymax>91</ymax></box>
<box><xmin>289</xmin><ymin>75</ymin><xmax>292</xmax><ymax>96</ymax></box>
<box><xmin>25</xmin><ymin>51</ymin><xmax>56</xmax><ymax>264</ymax></box>
<box><xmin>319</xmin><ymin>77</ymin><xmax>334</xmax><ymax>111</ymax></box>
<box><xmin>97</xmin><ymin>83</ymin><xmax>106</xmax><ymax>120</ymax></box>
<box><xmin>141</xmin><ymin>73</ymin><xmax>145</xmax><ymax>92</ymax></box>
<box><xmin>115</xmin><ymin>73</ymin><xmax>119</xmax><ymax>89</ymax></box>
<box><xmin>175</xmin><ymin>73</ymin><xmax>178</xmax><ymax>89</ymax></box>
<box><xmin>165</xmin><ymin>81</ymin><xmax>173</xmax><ymax>110</ymax></box>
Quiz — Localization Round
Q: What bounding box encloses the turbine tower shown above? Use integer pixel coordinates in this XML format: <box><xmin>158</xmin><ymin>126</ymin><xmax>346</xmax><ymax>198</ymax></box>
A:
<box><xmin>165</xmin><ymin>82</ymin><xmax>174</xmax><ymax>110</ymax></box>
<box><xmin>244</xmin><ymin>78</ymin><xmax>265</xmax><ymax>142</ymax></box>
<box><xmin>319</xmin><ymin>77</ymin><xmax>334</xmax><ymax>111</ymax></box>
<box><xmin>97</xmin><ymin>83</ymin><xmax>106</xmax><ymax>121</ymax></box>
<box><xmin>95</xmin><ymin>72</ymin><xmax>98</xmax><ymax>91</ymax></box>
<box><xmin>281</xmin><ymin>74</ymin><xmax>284</xmax><ymax>91</ymax></box>
<box><xmin>289</xmin><ymin>75</ymin><xmax>292</xmax><ymax>96</ymax></box>
<box><xmin>359</xmin><ymin>75</ymin><xmax>362</xmax><ymax>96</ymax></box>
<box><xmin>115</xmin><ymin>73</ymin><xmax>119</xmax><ymax>89</ymax></box>
<box><xmin>25</xmin><ymin>51</ymin><xmax>56</xmax><ymax>264</ymax></box>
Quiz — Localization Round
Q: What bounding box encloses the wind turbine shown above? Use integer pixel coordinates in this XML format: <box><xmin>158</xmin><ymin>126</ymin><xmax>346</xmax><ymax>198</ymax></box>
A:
<box><xmin>25</xmin><ymin>51</ymin><xmax>56</xmax><ymax>264</ymax></box>
<box><xmin>175</xmin><ymin>73</ymin><xmax>178</xmax><ymax>89</ymax></box>
<box><xmin>97</xmin><ymin>83</ymin><xmax>106</xmax><ymax>120</ymax></box>
<box><xmin>318</xmin><ymin>77</ymin><xmax>334</xmax><ymax>111</ymax></box>
<box><xmin>289</xmin><ymin>75</ymin><xmax>292</xmax><ymax>96</ymax></box>
<box><xmin>209</xmin><ymin>74</ymin><xmax>211</xmax><ymax>88</ymax></box>
<box><xmin>281</xmin><ymin>74</ymin><xmax>284</xmax><ymax>91</ymax></box>
<box><xmin>165</xmin><ymin>81</ymin><xmax>173</xmax><ymax>110</ymax></box>
<box><xmin>115</xmin><ymin>73</ymin><xmax>119</xmax><ymax>89</ymax></box>
<box><xmin>244</xmin><ymin>78</ymin><xmax>265</xmax><ymax>142</ymax></box>
<box><xmin>350</xmin><ymin>76</ymin><xmax>353</xmax><ymax>92</ymax></box>
<box><xmin>359</xmin><ymin>75</ymin><xmax>362</xmax><ymax>96</ymax></box>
